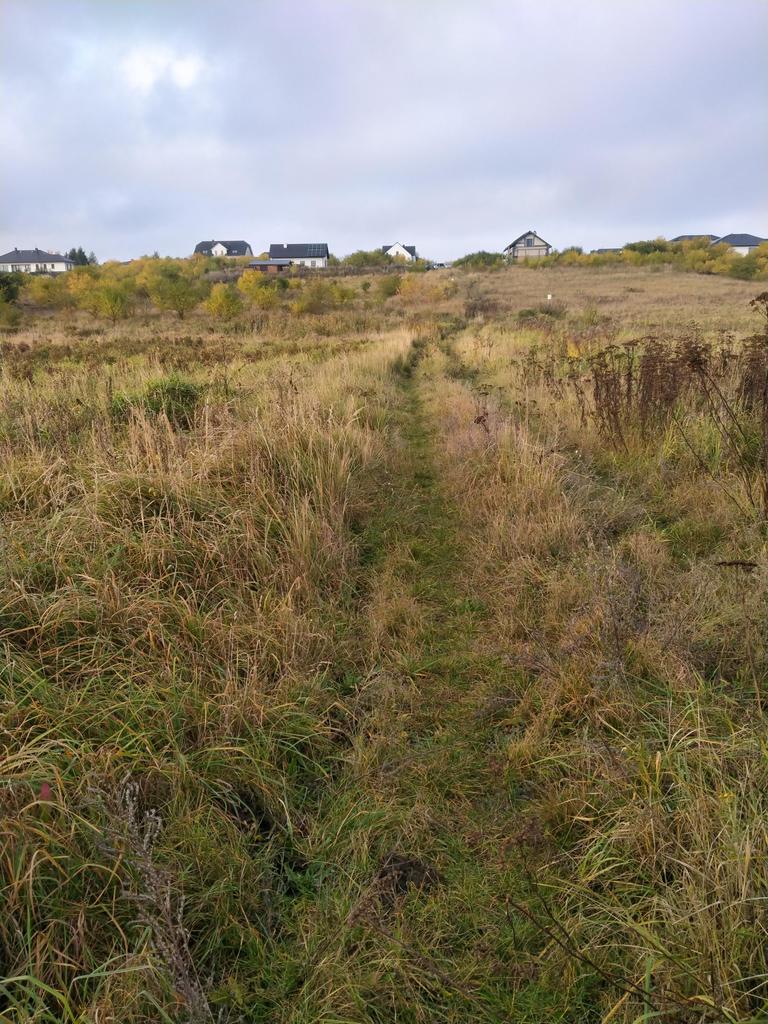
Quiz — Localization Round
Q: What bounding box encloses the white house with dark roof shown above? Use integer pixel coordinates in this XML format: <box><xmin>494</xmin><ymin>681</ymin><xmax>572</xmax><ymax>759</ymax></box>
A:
<box><xmin>0</xmin><ymin>248</ymin><xmax>74</xmax><ymax>274</ymax></box>
<box><xmin>381</xmin><ymin>243</ymin><xmax>417</xmax><ymax>262</ymax></box>
<box><xmin>194</xmin><ymin>240</ymin><xmax>253</xmax><ymax>257</ymax></box>
<box><xmin>711</xmin><ymin>233</ymin><xmax>767</xmax><ymax>256</ymax></box>
<box><xmin>503</xmin><ymin>231</ymin><xmax>552</xmax><ymax>261</ymax></box>
<box><xmin>268</xmin><ymin>243</ymin><xmax>329</xmax><ymax>268</ymax></box>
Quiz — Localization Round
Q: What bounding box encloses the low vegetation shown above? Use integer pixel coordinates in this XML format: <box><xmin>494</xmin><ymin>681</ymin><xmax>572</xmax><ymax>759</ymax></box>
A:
<box><xmin>1</xmin><ymin>266</ymin><xmax>767</xmax><ymax>1022</ymax></box>
<box><xmin>454</xmin><ymin>236</ymin><xmax>768</xmax><ymax>281</ymax></box>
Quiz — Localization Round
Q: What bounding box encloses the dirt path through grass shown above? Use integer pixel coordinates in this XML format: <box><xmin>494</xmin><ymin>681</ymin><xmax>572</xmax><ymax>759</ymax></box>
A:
<box><xmin>290</xmin><ymin>336</ymin><xmax>528</xmax><ymax>1023</ymax></box>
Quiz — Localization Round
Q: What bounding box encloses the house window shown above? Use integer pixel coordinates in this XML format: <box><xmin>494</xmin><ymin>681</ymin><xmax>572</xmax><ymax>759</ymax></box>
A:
<box><xmin>525</xmin><ymin>237</ymin><xmax>534</xmax><ymax>247</ymax></box>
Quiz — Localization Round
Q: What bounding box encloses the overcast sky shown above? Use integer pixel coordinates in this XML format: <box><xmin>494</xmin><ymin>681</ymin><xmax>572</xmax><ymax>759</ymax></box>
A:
<box><xmin>1</xmin><ymin>0</ymin><xmax>766</xmax><ymax>261</ymax></box>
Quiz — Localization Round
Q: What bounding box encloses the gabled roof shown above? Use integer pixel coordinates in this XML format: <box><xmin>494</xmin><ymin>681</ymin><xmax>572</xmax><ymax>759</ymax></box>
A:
<box><xmin>670</xmin><ymin>234</ymin><xmax>718</xmax><ymax>242</ymax></box>
<box><xmin>194</xmin><ymin>240</ymin><xmax>252</xmax><ymax>255</ymax></box>
<box><xmin>504</xmin><ymin>230</ymin><xmax>551</xmax><ymax>250</ymax></box>
<box><xmin>0</xmin><ymin>247</ymin><xmax>72</xmax><ymax>262</ymax></box>
<box><xmin>381</xmin><ymin>244</ymin><xmax>417</xmax><ymax>258</ymax></box>
<box><xmin>269</xmin><ymin>243</ymin><xmax>329</xmax><ymax>259</ymax></box>
<box><xmin>712</xmin><ymin>233</ymin><xmax>767</xmax><ymax>247</ymax></box>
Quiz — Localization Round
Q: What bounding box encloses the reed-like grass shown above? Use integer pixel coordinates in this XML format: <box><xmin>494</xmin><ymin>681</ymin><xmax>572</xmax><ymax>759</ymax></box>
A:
<box><xmin>422</xmin><ymin>301</ymin><xmax>768</xmax><ymax>1021</ymax></box>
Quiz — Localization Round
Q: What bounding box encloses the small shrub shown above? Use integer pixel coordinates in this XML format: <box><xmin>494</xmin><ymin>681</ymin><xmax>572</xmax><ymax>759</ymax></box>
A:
<box><xmin>571</xmin><ymin>304</ymin><xmax>608</xmax><ymax>327</ymax></box>
<box><xmin>111</xmin><ymin>374</ymin><xmax>204</xmax><ymax>428</ymax></box>
<box><xmin>205</xmin><ymin>283</ymin><xmax>243</xmax><ymax>321</ymax></box>
<box><xmin>453</xmin><ymin>250</ymin><xmax>505</xmax><ymax>270</ymax></box>
<box><xmin>0</xmin><ymin>271</ymin><xmax>24</xmax><ymax>303</ymax></box>
<box><xmin>293</xmin><ymin>280</ymin><xmax>354</xmax><ymax>314</ymax></box>
<box><xmin>0</xmin><ymin>298</ymin><xmax>21</xmax><ymax>328</ymax></box>
<box><xmin>727</xmin><ymin>255</ymin><xmax>759</xmax><ymax>280</ymax></box>
<box><xmin>517</xmin><ymin>301</ymin><xmax>567</xmax><ymax>321</ymax></box>
<box><xmin>376</xmin><ymin>275</ymin><xmax>402</xmax><ymax>300</ymax></box>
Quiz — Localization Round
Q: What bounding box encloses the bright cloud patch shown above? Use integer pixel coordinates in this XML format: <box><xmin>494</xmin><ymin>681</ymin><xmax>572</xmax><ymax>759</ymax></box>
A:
<box><xmin>120</xmin><ymin>46</ymin><xmax>203</xmax><ymax>94</ymax></box>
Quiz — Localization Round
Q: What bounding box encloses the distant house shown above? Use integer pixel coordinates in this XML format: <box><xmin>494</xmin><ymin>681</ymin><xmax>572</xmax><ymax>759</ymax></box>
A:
<box><xmin>670</xmin><ymin>234</ymin><xmax>718</xmax><ymax>243</ymax></box>
<box><xmin>0</xmin><ymin>248</ymin><xmax>74</xmax><ymax>274</ymax></box>
<box><xmin>503</xmin><ymin>231</ymin><xmax>552</xmax><ymax>261</ymax></box>
<box><xmin>711</xmin><ymin>233</ymin><xmax>767</xmax><ymax>256</ymax></box>
<box><xmin>194</xmin><ymin>240</ymin><xmax>253</xmax><ymax>257</ymax></box>
<box><xmin>381</xmin><ymin>243</ymin><xmax>417</xmax><ymax>262</ymax></box>
<box><xmin>268</xmin><ymin>243</ymin><xmax>329</xmax><ymax>268</ymax></box>
<box><xmin>591</xmin><ymin>247</ymin><xmax>623</xmax><ymax>254</ymax></box>
<box><xmin>247</xmin><ymin>259</ymin><xmax>292</xmax><ymax>274</ymax></box>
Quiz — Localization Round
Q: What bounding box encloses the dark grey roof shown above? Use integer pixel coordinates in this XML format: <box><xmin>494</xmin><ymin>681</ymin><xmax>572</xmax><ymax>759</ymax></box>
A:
<box><xmin>670</xmin><ymin>234</ymin><xmax>718</xmax><ymax>242</ymax></box>
<box><xmin>504</xmin><ymin>230</ymin><xmax>551</xmax><ymax>250</ymax></box>
<box><xmin>0</xmin><ymin>247</ymin><xmax>72</xmax><ymax>263</ymax></box>
<box><xmin>712</xmin><ymin>233</ymin><xmax>767</xmax><ymax>247</ymax></box>
<box><xmin>194</xmin><ymin>240</ymin><xmax>252</xmax><ymax>256</ymax></box>
<box><xmin>592</xmin><ymin>247</ymin><xmax>623</xmax><ymax>254</ymax></box>
<box><xmin>268</xmin><ymin>243</ymin><xmax>329</xmax><ymax>259</ymax></box>
<box><xmin>248</xmin><ymin>259</ymin><xmax>292</xmax><ymax>267</ymax></box>
<box><xmin>381</xmin><ymin>244</ymin><xmax>417</xmax><ymax>258</ymax></box>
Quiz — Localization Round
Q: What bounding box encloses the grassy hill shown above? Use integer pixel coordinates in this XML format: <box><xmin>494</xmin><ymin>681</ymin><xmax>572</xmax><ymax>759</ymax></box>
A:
<box><xmin>1</xmin><ymin>267</ymin><xmax>767</xmax><ymax>1022</ymax></box>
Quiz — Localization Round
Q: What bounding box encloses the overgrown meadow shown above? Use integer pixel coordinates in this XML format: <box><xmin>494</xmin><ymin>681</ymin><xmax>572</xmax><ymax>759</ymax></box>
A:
<box><xmin>1</xmin><ymin>264</ymin><xmax>767</xmax><ymax>1023</ymax></box>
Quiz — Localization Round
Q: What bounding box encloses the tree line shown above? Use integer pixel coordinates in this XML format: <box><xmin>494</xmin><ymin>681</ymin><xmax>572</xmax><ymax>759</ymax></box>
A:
<box><xmin>0</xmin><ymin>254</ymin><xmax>452</xmax><ymax>326</ymax></box>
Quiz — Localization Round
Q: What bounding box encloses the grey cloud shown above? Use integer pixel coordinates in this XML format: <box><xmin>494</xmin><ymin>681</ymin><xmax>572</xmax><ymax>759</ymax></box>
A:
<box><xmin>1</xmin><ymin>0</ymin><xmax>766</xmax><ymax>260</ymax></box>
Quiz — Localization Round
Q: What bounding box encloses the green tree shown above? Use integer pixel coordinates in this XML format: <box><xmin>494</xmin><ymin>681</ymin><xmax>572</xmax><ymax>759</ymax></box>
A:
<box><xmin>96</xmin><ymin>284</ymin><xmax>135</xmax><ymax>324</ymax></box>
<box><xmin>78</xmin><ymin>280</ymin><xmax>135</xmax><ymax>324</ymax></box>
<box><xmin>66</xmin><ymin>247</ymin><xmax>90</xmax><ymax>266</ymax></box>
<box><xmin>148</xmin><ymin>268</ymin><xmax>206</xmax><ymax>319</ymax></box>
<box><xmin>237</xmin><ymin>270</ymin><xmax>281</xmax><ymax>310</ymax></box>
<box><xmin>25</xmin><ymin>273</ymin><xmax>76</xmax><ymax>311</ymax></box>
<box><xmin>0</xmin><ymin>272</ymin><xmax>23</xmax><ymax>303</ymax></box>
<box><xmin>204</xmin><ymin>283</ymin><xmax>243</xmax><ymax>321</ymax></box>
<box><xmin>624</xmin><ymin>238</ymin><xmax>669</xmax><ymax>255</ymax></box>
<box><xmin>342</xmin><ymin>249</ymin><xmax>393</xmax><ymax>269</ymax></box>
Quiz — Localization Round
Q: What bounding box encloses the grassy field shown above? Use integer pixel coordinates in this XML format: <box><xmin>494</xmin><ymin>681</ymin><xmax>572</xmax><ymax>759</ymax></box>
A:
<box><xmin>1</xmin><ymin>266</ymin><xmax>767</xmax><ymax>1022</ymax></box>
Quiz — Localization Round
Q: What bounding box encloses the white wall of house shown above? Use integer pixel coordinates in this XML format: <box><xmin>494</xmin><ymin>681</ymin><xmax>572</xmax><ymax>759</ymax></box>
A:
<box><xmin>290</xmin><ymin>257</ymin><xmax>328</xmax><ymax>268</ymax></box>
<box><xmin>729</xmin><ymin>246</ymin><xmax>757</xmax><ymax>256</ymax></box>
<box><xmin>0</xmin><ymin>259</ymin><xmax>72</xmax><ymax>273</ymax></box>
<box><xmin>385</xmin><ymin>243</ymin><xmax>416</xmax><ymax>262</ymax></box>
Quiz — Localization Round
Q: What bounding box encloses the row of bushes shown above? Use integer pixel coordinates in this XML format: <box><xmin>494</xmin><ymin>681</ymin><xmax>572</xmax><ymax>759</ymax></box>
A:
<box><xmin>0</xmin><ymin>256</ymin><xmax>457</xmax><ymax>328</ymax></box>
<box><xmin>454</xmin><ymin>237</ymin><xmax>768</xmax><ymax>280</ymax></box>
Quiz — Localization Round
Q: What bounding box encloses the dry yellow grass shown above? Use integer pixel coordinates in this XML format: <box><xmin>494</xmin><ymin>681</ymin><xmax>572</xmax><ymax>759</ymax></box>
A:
<box><xmin>468</xmin><ymin>263</ymin><xmax>759</xmax><ymax>335</ymax></box>
<box><xmin>1</xmin><ymin>270</ymin><xmax>767</xmax><ymax>1022</ymax></box>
